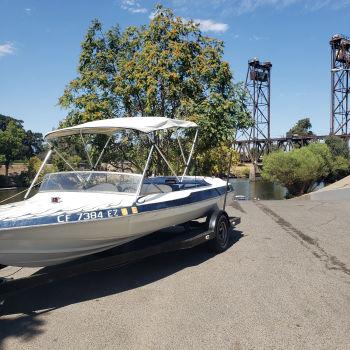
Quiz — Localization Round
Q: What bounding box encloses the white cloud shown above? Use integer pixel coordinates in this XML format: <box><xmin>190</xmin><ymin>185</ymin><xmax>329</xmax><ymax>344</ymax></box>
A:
<box><xmin>0</xmin><ymin>42</ymin><xmax>15</xmax><ymax>57</ymax></box>
<box><xmin>121</xmin><ymin>0</ymin><xmax>147</xmax><ymax>14</ymax></box>
<box><xmin>25</xmin><ymin>8</ymin><xmax>32</xmax><ymax>15</ymax></box>
<box><xmin>194</xmin><ymin>19</ymin><xmax>229</xmax><ymax>33</ymax></box>
<box><xmin>179</xmin><ymin>17</ymin><xmax>229</xmax><ymax>33</ymax></box>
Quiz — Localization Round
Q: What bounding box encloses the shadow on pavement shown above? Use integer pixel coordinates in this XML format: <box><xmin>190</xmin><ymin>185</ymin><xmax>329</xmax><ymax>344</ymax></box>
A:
<box><xmin>0</xmin><ymin>313</ymin><xmax>46</xmax><ymax>349</ymax></box>
<box><xmin>0</xmin><ymin>229</ymin><xmax>243</xmax><ymax>346</ymax></box>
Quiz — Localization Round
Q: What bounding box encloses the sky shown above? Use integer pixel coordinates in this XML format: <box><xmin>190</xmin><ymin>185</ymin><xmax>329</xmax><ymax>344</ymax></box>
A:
<box><xmin>0</xmin><ymin>0</ymin><xmax>350</xmax><ymax>137</ymax></box>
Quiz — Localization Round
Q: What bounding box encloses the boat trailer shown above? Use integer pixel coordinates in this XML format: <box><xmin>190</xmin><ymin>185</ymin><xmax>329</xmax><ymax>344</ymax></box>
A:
<box><xmin>0</xmin><ymin>211</ymin><xmax>240</xmax><ymax>310</ymax></box>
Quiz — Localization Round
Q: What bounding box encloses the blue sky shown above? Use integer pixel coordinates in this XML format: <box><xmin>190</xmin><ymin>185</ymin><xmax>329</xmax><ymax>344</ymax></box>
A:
<box><xmin>0</xmin><ymin>0</ymin><xmax>350</xmax><ymax>137</ymax></box>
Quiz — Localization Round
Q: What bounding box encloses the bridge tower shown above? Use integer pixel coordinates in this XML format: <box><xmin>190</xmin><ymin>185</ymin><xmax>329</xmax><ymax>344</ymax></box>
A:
<box><xmin>238</xmin><ymin>58</ymin><xmax>272</xmax><ymax>163</ymax></box>
<box><xmin>330</xmin><ymin>34</ymin><xmax>350</xmax><ymax>137</ymax></box>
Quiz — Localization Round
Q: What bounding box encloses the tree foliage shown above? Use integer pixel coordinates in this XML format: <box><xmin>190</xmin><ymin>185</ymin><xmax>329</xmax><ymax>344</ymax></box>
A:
<box><xmin>0</xmin><ymin>120</ymin><xmax>26</xmax><ymax>176</ymax></box>
<box><xmin>58</xmin><ymin>5</ymin><xmax>250</xmax><ymax>174</ymax></box>
<box><xmin>22</xmin><ymin>130</ymin><xmax>44</xmax><ymax>159</ymax></box>
<box><xmin>323</xmin><ymin>135</ymin><xmax>350</xmax><ymax>183</ymax></box>
<box><xmin>0</xmin><ymin>115</ymin><xmax>43</xmax><ymax>153</ymax></box>
<box><xmin>326</xmin><ymin>155</ymin><xmax>350</xmax><ymax>183</ymax></box>
<box><xmin>0</xmin><ymin>114</ymin><xmax>44</xmax><ymax>176</ymax></box>
<box><xmin>26</xmin><ymin>155</ymin><xmax>57</xmax><ymax>183</ymax></box>
<box><xmin>196</xmin><ymin>145</ymin><xmax>239</xmax><ymax>177</ymax></box>
<box><xmin>286</xmin><ymin>118</ymin><xmax>313</xmax><ymax>137</ymax></box>
<box><xmin>0</xmin><ymin>114</ymin><xmax>17</xmax><ymax>131</ymax></box>
<box><xmin>325</xmin><ymin>134</ymin><xmax>349</xmax><ymax>159</ymax></box>
<box><xmin>262</xmin><ymin>142</ymin><xmax>349</xmax><ymax>196</ymax></box>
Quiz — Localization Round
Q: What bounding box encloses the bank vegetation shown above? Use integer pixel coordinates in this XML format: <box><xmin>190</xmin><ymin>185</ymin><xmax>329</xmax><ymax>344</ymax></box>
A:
<box><xmin>262</xmin><ymin>135</ymin><xmax>350</xmax><ymax>197</ymax></box>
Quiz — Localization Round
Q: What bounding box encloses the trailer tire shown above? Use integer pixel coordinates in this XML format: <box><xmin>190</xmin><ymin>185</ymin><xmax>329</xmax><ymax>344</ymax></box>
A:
<box><xmin>208</xmin><ymin>210</ymin><xmax>231</xmax><ymax>253</ymax></box>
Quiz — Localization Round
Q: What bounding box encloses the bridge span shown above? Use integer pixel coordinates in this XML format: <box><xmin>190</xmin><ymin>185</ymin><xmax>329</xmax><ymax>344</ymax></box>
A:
<box><xmin>235</xmin><ymin>134</ymin><xmax>350</xmax><ymax>162</ymax></box>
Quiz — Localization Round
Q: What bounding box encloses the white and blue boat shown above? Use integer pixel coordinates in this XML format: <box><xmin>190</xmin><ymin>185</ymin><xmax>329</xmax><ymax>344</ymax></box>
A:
<box><xmin>0</xmin><ymin>117</ymin><xmax>229</xmax><ymax>267</ymax></box>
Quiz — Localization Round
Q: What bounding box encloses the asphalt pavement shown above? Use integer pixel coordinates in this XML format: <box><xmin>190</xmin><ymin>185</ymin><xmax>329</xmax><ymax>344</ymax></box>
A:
<box><xmin>0</xmin><ymin>199</ymin><xmax>349</xmax><ymax>350</ymax></box>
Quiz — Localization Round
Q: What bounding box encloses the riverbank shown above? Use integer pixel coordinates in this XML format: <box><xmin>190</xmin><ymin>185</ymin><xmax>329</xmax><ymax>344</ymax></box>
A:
<box><xmin>0</xmin><ymin>188</ymin><xmax>29</xmax><ymax>204</ymax></box>
<box><xmin>0</xmin><ymin>163</ymin><xmax>29</xmax><ymax>189</ymax></box>
<box><xmin>0</xmin><ymin>163</ymin><xmax>27</xmax><ymax>177</ymax></box>
<box><xmin>298</xmin><ymin>175</ymin><xmax>350</xmax><ymax>201</ymax></box>
<box><xmin>231</xmin><ymin>164</ymin><xmax>250</xmax><ymax>178</ymax></box>
<box><xmin>0</xmin><ymin>175</ymin><xmax>27</xmax><ymax>189</ymax></box>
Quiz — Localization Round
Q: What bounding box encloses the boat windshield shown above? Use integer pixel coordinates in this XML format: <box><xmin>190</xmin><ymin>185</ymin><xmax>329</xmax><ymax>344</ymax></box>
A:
<box><xmin>39</xmin><ymin>171</ymin><xmax>142</xmax><ymax>193</ymax></box>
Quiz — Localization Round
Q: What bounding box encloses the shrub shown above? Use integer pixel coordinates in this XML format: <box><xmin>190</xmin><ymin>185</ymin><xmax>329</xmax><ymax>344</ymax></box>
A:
<box><xmin>196</xmin><ymin>145</ymin><xmax>239</xmax><ymax>177</ymax></box>
<box><xmin>23</xmin><ymin>156</ymin><xmax>57</xmax><ymax>186</ymax></box>
<box><xmin>232</xmin><ymin>165</ymin><xmax>250</xmax><ymax>178</ymax></box>
<box><xmin>262</xmin><ymin>143</ymin><xmax>334</xmax><ymax>196</ymax></box>
<box><xmin>325</xmin><ymin>135</ymin><xmax>349</xmax><ymax>159</ymax></box>
<box><xmin>325</xmin><ymin>156</ymin><xmax>350</xmax><ymax>183</ymax></box>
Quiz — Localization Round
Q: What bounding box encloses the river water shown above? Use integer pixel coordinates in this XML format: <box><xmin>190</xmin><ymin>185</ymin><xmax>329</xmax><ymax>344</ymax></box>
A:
<box><xmin>0</xmin><ymin>179</ymin><xmax>287</xmax><ymax>204</ymax></box>
<box><xmin>0</xmin><ymin>188</ymin><xmax>28</xmax><ymax>204</ymax></box>
<box><xmin>230</xmin><ymin>178</ymin><xmax>287</xmax><ymax>200</ymax></box>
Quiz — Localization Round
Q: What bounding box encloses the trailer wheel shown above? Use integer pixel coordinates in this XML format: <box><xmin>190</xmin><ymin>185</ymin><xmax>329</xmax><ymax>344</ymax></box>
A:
<box><xmin>208</xmin><ymin>210</ymin><xmax>231</xmax><ymax>253</ymax></box>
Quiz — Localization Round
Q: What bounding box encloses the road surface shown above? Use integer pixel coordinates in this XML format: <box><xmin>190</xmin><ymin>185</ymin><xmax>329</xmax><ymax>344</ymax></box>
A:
<box><xmin>0</xmin><ymin>199</ymin><xmax>349</xmax><ymax>350</ymax></box>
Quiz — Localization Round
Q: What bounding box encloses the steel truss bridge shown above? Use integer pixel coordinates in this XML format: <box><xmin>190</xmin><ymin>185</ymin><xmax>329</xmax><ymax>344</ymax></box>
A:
<box><xmin>236</xmin><ymin>34</ymin><xmax>350</xmax><ymax>163</ymax></box>
<box><xmin>235</xmin><ymin>134</ymin><xmax>350</xmax><ymax>162</ymax></box>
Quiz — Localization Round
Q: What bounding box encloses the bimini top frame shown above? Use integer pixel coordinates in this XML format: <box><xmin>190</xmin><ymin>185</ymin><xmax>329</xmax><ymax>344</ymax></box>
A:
<box><xmin>25</xmin><ymin>117</ymin><xmax>199</xmax><ymax>200</ymax></box>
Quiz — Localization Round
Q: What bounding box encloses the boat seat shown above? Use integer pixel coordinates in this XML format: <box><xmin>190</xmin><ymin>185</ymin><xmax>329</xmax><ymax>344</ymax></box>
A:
<box><xmin>141</xmin><ymin>183</ymin><xmax>173</xmax><ymax>195</ymax></box>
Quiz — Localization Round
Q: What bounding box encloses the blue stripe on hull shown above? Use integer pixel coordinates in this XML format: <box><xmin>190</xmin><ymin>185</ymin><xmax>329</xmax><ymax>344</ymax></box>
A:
<box><xmin>0</xmin><ymin>186</ymin><xmax>227</xmax><ymax>230</ymax></box>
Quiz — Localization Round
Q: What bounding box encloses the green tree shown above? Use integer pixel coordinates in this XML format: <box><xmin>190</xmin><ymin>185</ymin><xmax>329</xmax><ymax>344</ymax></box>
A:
<box><xmin>0</xmin><ymin>114</ymin><xmax>18</xmax><ymax>131</ymax></box>
<box><xmin>262</xmin><ymin>143</ymin><xmax>333</xmax><ymax>196</ymax></box>
<box><xmin>196</xmin><ymin>145</ymin><xmax>239</xmax><ymax>176</ymax></box>
<box><xmin>325</xmin><ymin>134</ymin><xmax>349</xmax><ymax>159</ymax></box>
<box><xmin>26</xmin><ymin>155</ymin><xmax>57</xmax><ymax>183</ymax></box>
<box><xmin>22</xmin><ymin>130</ymin><xmax>44</xmax><ymax>159</ymax></box>
<box><xmin>58</xmin><ymin>5</ymin><xmax>250</xmax><ymax>173</ymax></box>
<box><xmin>286</xmin><ymin>118</ymin><xmax>313</xmax><ymax>137</ymax></box>
<box><xmin>324</xmin><ymin>135</ymin><xmax>350</xmax><ymax>182</ymax></box>
<box><xmin>326</xmin><ymin>156</ymin><xmax>350</xmax><ymax>183</ymax></box>
<box><xmin>0</xmin><ymin>114</ymin><xmax>43</xmax><ymax>159</ymax></box>
<box><xmin>0</xmin><ymin>120</ymin><xmax>26</xmax><ymax>176</ymax></box>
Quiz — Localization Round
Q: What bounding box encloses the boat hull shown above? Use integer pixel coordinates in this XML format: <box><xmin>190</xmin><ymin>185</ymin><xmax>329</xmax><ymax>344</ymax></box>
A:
<box><xmin>0</xmin><ymin>195</ymin><xmax>224</xmax><ymax>267</ymax></box>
